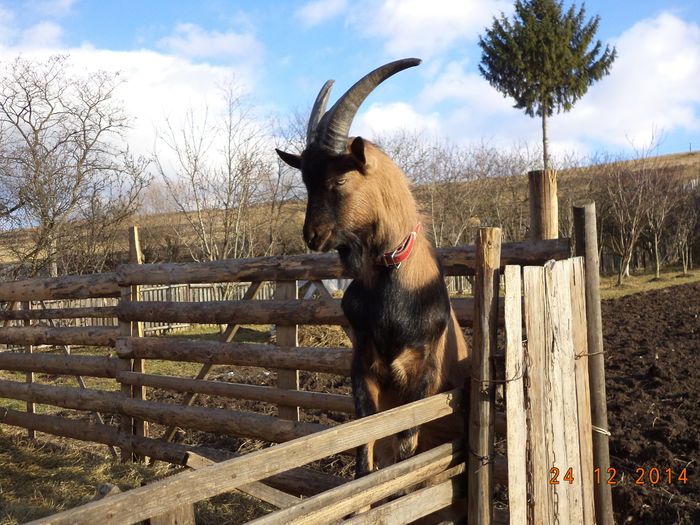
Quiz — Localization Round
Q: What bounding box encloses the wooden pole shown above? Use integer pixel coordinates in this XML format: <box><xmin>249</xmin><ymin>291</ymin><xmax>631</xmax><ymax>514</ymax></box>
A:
<box><xmin>528</xmin><ymin>170</ymin><xmax>559</xmax><ymax>241</ymax></box>
<box><xmin>275</xmin><ymin>281</ymin><xmax>300</xmax><ymax>421</ymax></box>
<box><xmin>113</xmin><ymin>239</ymin><xmax>570</xmax><ymax>286</ymax></box>
<box><xmin>23</xmin><ymin>301</ymin><xmax>35</xmax><ymax>439</ymax></box>
<box><xmin>468</xmin><ymin>227</ymin><xmax>502</xmax><ymax>525</ymax></box>
<box><xmin>128</xmin><ymin>227</ymin><xmax>148</xmax><ymax>451</ymax></box>
<box><xmin>573</xmin><ymin>203</ymin><xmax>614</xmax><ymax>525</ymax></box>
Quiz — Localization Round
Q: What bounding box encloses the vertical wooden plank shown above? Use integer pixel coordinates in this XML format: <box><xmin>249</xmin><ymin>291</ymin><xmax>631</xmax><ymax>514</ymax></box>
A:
<box><xmin>275</xmin><ymin>281</ymin><xmax>300</xmax><ymax>422</ymax></box>
<box><xmin>468</xmin><ymin>227</ymin><xmax>501</xmax><ymax>525</ymax></box>
<box><xmin>528</xmin><ymin>170</ymin><xmax>559</xmax><ymax>241</ymax></box>
<box><xmin>545</xmin><ymin>260</ymin><xmax>583</xmax><ymax>524</ymax></box>
<box><xmin>571</xmin><ymin>257</ymin><xmax>596</xmax><ymax>525</ymax></box>
<box><xmin>23</xmin><ymin>301</ymin><xmax>35</xmax><ymax>439</ymax></box>
<box><xmin>523</xmin><ymin>266</ymin><xmax>551</xmax><ymax>524</ymax></box>
<box><xmin>573</xmin><ymin>203</ymin><xmax>614</xmax><ymax>525</ymax></box>
<box><xmin>129</xmin><ymin>227</ymin><xmax>147</xmax><ymax>450</ymax></box>
<box><xmin>504</xmin><ymin>266</ymin><xmax>527</xmax><ymax>525</ymax></box>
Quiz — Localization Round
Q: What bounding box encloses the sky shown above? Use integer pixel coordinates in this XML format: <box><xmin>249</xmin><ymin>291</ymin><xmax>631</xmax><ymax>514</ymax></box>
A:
<box><xmin>1</xmin><ymin>0</ymin><xmax>699</xmax><ymax>166</ymax></box>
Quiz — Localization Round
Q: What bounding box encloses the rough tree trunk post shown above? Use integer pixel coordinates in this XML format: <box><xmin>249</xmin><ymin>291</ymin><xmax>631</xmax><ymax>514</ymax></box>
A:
<box><xmin>574</xmin><ymin>203</ymin><xmax>614</xmax><ymax>525</ymax></box>
<box><xmin>467</xmin><ymin>227</ymin><xmax>502</xmax><ymax>525</ymax></box>
<box><xmin>528</xmin><ymin>169</ymin><xmax>558</xmax><ymax>241</ymax></box>
<box><xmin>23</xmin><ymin>301</ymin><xmax>35</xmax><ymax>439</ymax></box>
<box><xmin>275</xmin><ymin>281</ymin><xmax>300</xmax><ymax>421</ymax></box>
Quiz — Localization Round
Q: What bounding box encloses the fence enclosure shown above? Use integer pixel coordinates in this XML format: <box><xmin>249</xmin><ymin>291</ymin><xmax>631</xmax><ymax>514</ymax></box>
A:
<box><xmin>0</xmin><ymin>173</ymin><xmax>613</xmax><ymax>524</ymax></box>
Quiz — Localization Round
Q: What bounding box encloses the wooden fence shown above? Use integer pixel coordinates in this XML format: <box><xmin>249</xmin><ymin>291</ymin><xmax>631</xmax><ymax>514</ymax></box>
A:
<box><xmin>0</xmin><ymin>173</ymin><xmax>614</xmax><ymax>524</ymax></box>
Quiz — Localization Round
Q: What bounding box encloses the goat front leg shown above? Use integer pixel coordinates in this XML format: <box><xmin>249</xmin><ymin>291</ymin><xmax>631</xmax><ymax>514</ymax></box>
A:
<box><xmin>352</xmin><ymin>355</ymin><xmax>380</xmax><ymax>479</ymax></box>
<box><xmin>396</xmin><ymin>349</ymin><xmax>442</xmax><ymax>463</ymax></box>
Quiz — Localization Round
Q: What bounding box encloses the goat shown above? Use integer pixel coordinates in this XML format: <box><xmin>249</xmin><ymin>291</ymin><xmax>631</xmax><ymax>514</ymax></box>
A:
<box><xmin>276</xmin><ymin>59</ymin><xmax>469</xmax><ymax>482</ymax></box>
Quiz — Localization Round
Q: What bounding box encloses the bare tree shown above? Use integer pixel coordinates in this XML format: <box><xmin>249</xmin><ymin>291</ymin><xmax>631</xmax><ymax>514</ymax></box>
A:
<box><xmin>155</xmin><ymin>81</ymin><xmax>270</xmax><ymax>263</ymax></box>
<box><xmin>597</xmin><ymin>152</ymin><xmax>655</xmax><ymax>285</ymax></box>
<box><xmin>644</xmin><ymin>164</ymin><xmax>681</xmax><ymax>278</ymax></box>
<box><xmin>0</xmin><ymin>55</ymin><xmax>150</xmax><ymax>277</ymax></box>
<box><xmin>670</xmin><ymin>182</ymin><xmax>699</xmax><ymax>275</ymax></box>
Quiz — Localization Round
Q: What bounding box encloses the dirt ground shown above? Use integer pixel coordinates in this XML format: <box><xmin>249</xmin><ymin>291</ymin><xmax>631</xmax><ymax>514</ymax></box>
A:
<box><xmin>602</xmin><ymin>281</ymin><xmax>699</xmax><ymax>524</ymax></box>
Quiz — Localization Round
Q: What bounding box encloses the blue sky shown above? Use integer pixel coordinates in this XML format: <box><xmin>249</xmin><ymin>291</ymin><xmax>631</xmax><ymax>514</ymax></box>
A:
<box><xmin>2</xmin><ymin>0</ymin><xmax>699</xmax><ymax>165</ymax></box>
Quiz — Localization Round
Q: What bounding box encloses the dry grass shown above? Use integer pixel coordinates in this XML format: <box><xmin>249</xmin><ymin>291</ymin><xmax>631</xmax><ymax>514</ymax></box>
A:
<box><xmin>599</xmin><ymin>268</ymin><xmax>700</xmax><ymax>300</ymax></box>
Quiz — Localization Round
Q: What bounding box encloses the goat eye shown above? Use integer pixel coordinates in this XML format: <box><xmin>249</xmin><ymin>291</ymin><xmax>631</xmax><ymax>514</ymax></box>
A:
<box><xmin>336</xmin><ymin>177</ymin><xmax>347</xmax><ymax>186</ymax></box>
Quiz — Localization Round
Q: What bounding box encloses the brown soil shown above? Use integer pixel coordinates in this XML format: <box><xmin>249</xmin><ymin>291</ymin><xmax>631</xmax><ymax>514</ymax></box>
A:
<box><xmin>603</xmin><ymin>281</ymin><xmax>699</xmax><ymax>524</ymax></box>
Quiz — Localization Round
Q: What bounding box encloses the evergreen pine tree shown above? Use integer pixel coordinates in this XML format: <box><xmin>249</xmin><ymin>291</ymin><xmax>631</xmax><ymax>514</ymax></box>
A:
<box><xmin>478</xmin><ymin>0</ymin><xmax>616</xmax><ymax>169</ymax></box>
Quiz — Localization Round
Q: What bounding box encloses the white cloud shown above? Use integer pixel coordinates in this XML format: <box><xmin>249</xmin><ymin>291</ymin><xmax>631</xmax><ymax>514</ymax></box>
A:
<box><xmin>26</xmin><ymin>0</ymin><xmax>77</xmax><ymax>18</ymax></box>
<box><xmin>353</xmin><ymin>101</ymin><xmax>441</xmax><ymax>138</ymax></box>
<box><xmin>553</xmin><ymin>12</ymin><xmax>700</xmax><ymax>150</ymax></box>
<box><xmin>157</xmin><ymin>23</ymin><xmax>263</xmax><ymax>61</ymax></box>
<box><xmin>295</xmin><ymin>0</ymin><xmax>348</xmax><ymax>28</ymax></box>
<box><xmin>354</xmin><ymin>0</ymin><xmax>512</xmax><ymax>57</ymax></box>
<box><xmin>19</xmin><ymin>21</ymin><xmax>63</xmax><ymax>49</ymax></box>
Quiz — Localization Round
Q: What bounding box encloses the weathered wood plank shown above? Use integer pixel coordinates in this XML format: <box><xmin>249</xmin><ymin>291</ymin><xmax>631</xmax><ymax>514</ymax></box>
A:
<box><xmin>545</xmin><ymin>260</ymin><xmax>581</xmax><ymax>524</ymax></box>
<box><xmin>342</xmin><ymin>477</ymin><xmax>465</xmax><ymax>525</ymax></box>
<box><xmin>114</xmin><ymin>239</ymin><xmax>570</xmax><ymax>285</ymax></box>
<box><xmin>0</xmin><ymin>273</ymin><xmax>119</xmax><ymax>302</ymax></box>
<box><xmin>0</xmin><ymin>306</ymin><xmax>118</xmax><ymax>321</ymax></box>
<box><xmin>185</xmin><ymin>453</ymin><xmax>301</xmax><ymax>510</ymax></box>
<box><xmin>0</xmin><ymin>379</ymin><xmax>327</xmax><ymax>443</ymax></box>
<box><xmin>275</xmin><ymin>281</ymin><xmax>300</xmax><ymax>421</ymax></box>
<box><xmin>117</xmin><ymin>337</ymin><xmax>353</xmax><ymax>375</ymax></box>
<box><xmin>116</xmin><ymin>297</ymin><xmax>478</xmax><ymax>326</ymax></box>
<box><xmin>0</xmin><ymin>326</ymin><xmax>119</xmax><ymax>346</ymax></box>
<box><xmin>504</xmin><ymin>265</ymin><xmax>527</xmax><ymax>525</ymax></box>
<box><xmin>250</xmin><ymin>441</ymin><xmax>462</xmax><ymax>525</ymax></box>
<box><xmin>0</xmin><ymin>352</ymin><xmax>117</xmax><ymax>378</ymax></box>
<box><xmin>571</xmin><ymin>257</ymin><xmax>596</xmax><ymax>525</ymax></box>
<box><xmin>26</xmin><ymin>389</ymin><xmax>461</xmax><ymax>525</ymax></box>
<box><xmin>523</xmin><ymin>265</ymin><xmax>552</xmax><ymax>524</ymax></box>
<box><xmin>116</xmin><ymin>371</ymin><xmax>354</xmax><ymax>413</ymax></box>
<box><xmin>0</xmin><ymin>407</ymin><xmax>341</xmax><ymax>498</ymax></box>
<box><xmin>468</xmin><ymin>227</ymin><xmax>501</xmax><ymax>525</ymax></box>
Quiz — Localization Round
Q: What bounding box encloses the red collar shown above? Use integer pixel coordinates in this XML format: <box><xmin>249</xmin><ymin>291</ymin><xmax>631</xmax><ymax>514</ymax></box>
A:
<box><xmin>375</xmin><ymin>223</ymin><xmax>421</xmax><ymax>268</ymax></box>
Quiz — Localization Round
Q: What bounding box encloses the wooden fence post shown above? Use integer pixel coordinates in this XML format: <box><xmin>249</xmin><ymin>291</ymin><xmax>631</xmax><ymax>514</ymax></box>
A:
<box><xmin>23</xmin><ymin>301</ymin><xmax>35</xmax><ymax>439</ymax></box>
<box><xmin>275</xmin><ymin>281</ymin><xmax>300</xmax><ymax>421</ymax></box>
<box><xmin>529</xmin><ymin>170</ymin><xmax>559</xmax><ymax>241</ymax></box>
<box><xmin>468</xmin><ymin>227</ymin><xmax>501</xmax><ymax>525</ymax></box>
<box><xmin>573</xmin><ymin>203</ymin><xmax>614</xmax><ymax>525</ymax></box>
<box><xmin>117</xmin><ymin>226</ymin><xmax>145</xmax><ymax>462</ymax></box>
<box><xmin>129</xmin><ymin>227</ymin><xmax>147</xmax><ymax>450</ymax></box>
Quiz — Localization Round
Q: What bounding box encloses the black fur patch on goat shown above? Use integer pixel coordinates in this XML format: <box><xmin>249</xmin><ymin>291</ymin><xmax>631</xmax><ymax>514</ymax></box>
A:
<box><xmin>341</xmin><ymin>268</ymin><xmax>451</xmax><ymax>365</ymax></box>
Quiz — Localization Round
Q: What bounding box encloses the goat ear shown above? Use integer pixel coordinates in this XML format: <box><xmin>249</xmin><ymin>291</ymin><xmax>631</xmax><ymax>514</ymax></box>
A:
<box><xmin>276</xmin><ymin>149</ymin><xmax>302</xmax><ymax>170</ymax></box>
<box><xmin>349</xmin><ymin>137</ymin><xmax>367</xmax><ymax>172</ymax></box>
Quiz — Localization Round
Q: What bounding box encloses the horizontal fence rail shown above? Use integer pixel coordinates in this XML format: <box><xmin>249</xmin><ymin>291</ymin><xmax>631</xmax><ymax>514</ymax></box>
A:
<box><xmin>28</xmin><ymin>389</ymin><xmax>463</xmax><ymax>525</ymax></box>
<box><xmin>116</xmin><ymin>337</ymin><xmax>352</xmax><ymax>375</ymax></box>
<box><xmin>0</xmin><ymin>379</ymin><xmax>326</xmax><ymax>443</ymax></box>
<box><xmin>115</xmin><ymin>238</ymin><xmax>569</xmax><ymax>286</ymax></box>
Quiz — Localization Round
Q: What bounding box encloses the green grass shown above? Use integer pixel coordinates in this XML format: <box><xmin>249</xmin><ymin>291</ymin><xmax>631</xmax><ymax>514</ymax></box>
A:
<box><xmin>599</xmin><ymin>267</ymin><xmax>699</xmax><ymax>300</ymax></box>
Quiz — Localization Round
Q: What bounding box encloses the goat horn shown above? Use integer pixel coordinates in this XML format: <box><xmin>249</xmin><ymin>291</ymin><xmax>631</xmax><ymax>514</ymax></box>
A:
<box><xmin>314</xmin><ymin>58</ymin><xmax>421</xmax><ymax>154</ymax></box>
<box><xmin>306</xmin><ymin>80</ymin><xmax>334</xmax><ymax>146</ymax></box>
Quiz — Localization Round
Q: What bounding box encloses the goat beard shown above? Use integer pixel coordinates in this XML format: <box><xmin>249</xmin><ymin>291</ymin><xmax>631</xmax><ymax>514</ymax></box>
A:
<box><xmin>335</xmin><ymin>231</ymin><xmax>365</xmax><ymax>276</ymax></box>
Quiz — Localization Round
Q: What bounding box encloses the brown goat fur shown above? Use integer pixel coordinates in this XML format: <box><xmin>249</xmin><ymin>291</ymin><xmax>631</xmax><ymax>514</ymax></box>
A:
<box><xmin>275</xmin><ymin>60</ymin><xmax>470</xmax><ymax>517</ymax></box>
<box><xmin>280</xmin><ymin>136</ymin><xmax>470</xmax><ymax>472</ymax></box>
